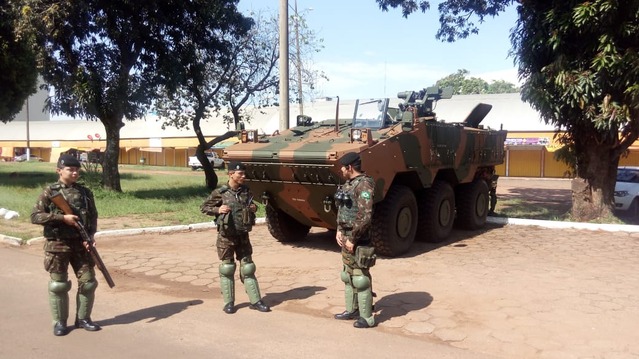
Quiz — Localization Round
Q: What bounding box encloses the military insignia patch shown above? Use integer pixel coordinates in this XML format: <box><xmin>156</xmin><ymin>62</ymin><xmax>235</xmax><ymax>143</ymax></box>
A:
<box><xmin>361</xmin><ymin>191</ymin><xmax>371</xmax><ymax>199</ymax></box>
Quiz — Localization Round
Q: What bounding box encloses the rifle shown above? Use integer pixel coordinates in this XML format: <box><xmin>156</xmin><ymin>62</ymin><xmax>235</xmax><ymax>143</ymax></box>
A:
<box><xmin>50</xmin><ymin>192</ymin><xmax>116</xmax><ymax>288</ymax></box>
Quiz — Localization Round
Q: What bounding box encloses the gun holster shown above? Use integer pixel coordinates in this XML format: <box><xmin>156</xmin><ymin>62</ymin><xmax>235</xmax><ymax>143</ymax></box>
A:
<box><xmin>355</xmin><ymin>246</ymin><xmax>377</xmax><ymax>268</ymax></box>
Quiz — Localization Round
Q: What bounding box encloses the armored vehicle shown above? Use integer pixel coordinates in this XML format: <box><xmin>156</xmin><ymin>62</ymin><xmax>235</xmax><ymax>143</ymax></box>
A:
<box><xmin>223</xmin><ymin>87</ymin><xmax>507</xmax><ymax>257</ymax></box>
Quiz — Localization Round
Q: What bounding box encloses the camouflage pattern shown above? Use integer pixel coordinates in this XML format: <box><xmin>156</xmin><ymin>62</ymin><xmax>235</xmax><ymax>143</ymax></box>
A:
<box><xmin>31</xmin><ymin>182</ymin><xmax>98</xmax><ymax>248</ymax></box>
<box><xmin>201</xmin><ymin>182</ymin><xmax>265</xmax><ymax>307</ymax></box>
<box><xmin>224</xmin><ymin>86</ymin><xmax>507</xmax><ymax>257</ymax></box>
<box><xmin>31</xmin><ymin>180</ymin><xmax>99</xmax><ymax>325</ymax></box>
<box><xmin>336</xmin><ymin>174</ymin><xmax>375</xmax><ymax>245</ymax></box>
<box><xmin>201</xmin><ymin>184</ymin><xmax>255</xmax><ymax>238</ymax></box>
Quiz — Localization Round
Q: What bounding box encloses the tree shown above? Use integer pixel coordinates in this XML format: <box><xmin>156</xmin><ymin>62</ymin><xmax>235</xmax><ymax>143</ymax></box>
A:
<box><xmin>288</xmin><ymin>7</ymin><xmax>327</xmax><ymax>111</ymax></box>
<box><xmin>156</xmin><ymin>12</ymin><xmax>279</xmax><ymax>190</ymax></box>
<box><xmin>17</xmin><ymin>0</ymin><xmax>251</xmax><ymax>191</ymax></box>
<box><xmin>435</xmin><ymin>69</ymin><xmax>518</xmax><ymax>94</ymax></box>
<box><xmin>0</xmin><ymin>1</ymin><xmax>37</xmax><ymax>123</ymax></box>
<box><xmin>513</xmin><ymin>2</ymin><xmax>639</xmax><ymax>220</ymax></box>
<box><xmin>377</xmin><ymin>0</ymin><xmax>639</xmax><ymax>221</ymax></box>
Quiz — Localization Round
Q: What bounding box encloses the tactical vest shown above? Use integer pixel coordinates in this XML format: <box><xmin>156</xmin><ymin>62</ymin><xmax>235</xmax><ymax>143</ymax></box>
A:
<box><xmin>44</xmin><ymin>183</ymin><xmax>91</xmax><ymax>239</ymax></box>
<box><xmin>215</xmin><ymin>185</ymin><xmax>255</xmax><ymax>235</ymax></box>
<box><xmin>336</xmin><ymin>175</ymin><xmax>369</xmax><ymax>230</ymax></box>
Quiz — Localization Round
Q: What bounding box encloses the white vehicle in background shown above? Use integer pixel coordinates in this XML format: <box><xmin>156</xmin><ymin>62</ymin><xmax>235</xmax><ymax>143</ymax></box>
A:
<box><xmin>614</xmin><ymin>166</ymin><xmax>639</xmax><ymax>215</ymax></box>
<box><xmin>188</xmin><ymin>152</ymin><xmax>225</xmax><ymax>170</ymax></box>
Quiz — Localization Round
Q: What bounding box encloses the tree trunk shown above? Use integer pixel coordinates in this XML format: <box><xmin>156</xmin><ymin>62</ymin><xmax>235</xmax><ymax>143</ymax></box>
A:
<box><xmin>570</xmin><ymin>144</ymin><xmax>618</xmax><ymax>221</ymax></box>
<box><xmin>101</xmin><ymin>118</ymin><xmax>123</xmax><ymax>192</ymax></box>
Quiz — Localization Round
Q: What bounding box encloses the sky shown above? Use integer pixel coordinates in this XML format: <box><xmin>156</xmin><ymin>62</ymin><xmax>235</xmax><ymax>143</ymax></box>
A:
<box><xmin>239</xmin><ymin>0</ymin><xmax>520</xmax><ymax>100</ymax></box>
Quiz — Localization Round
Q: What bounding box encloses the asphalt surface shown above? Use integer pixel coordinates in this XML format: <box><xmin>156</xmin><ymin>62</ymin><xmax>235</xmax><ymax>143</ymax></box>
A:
<box><xmin>2</xmin><ymin>177</ymin><xmax>639</xmax><ymax>358</ymax></box>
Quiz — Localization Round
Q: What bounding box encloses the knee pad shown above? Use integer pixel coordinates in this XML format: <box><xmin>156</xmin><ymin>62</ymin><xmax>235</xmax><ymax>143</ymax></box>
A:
<box><xmin>340</xmin><ymin>270</ymin><xmax>351</xmax><ymax>285</ymax></box>
<box><xmin>240</xmin><ymin>261</ymin><xmax>256</xmax><ymax>277</ymax></box>
<box><xmin>49</xmin><ymin>280</ymin><xmax>71</xmax><ymax>294</ymax></box>
<box><xmin>352</xmin><ymin>275</ymin><xmax>371</xmax><ymax>291</ymax></box>
<box><xmin>219</xmin><ymin>262</ymin><xmax>237</xmax><ymax>277</ymax></box>
<box><xmin>79</xmin><ymin>279</ymin><xmax>98</xmax><ymax>294</ymax></box>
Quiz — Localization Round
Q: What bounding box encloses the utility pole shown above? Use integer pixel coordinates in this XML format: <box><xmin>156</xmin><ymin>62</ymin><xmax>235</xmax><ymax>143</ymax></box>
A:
<box><xmin>279</xmin><ymin>0</ymin><xmax>290</xmax><ymax>131</ymax></box>
<box><xmin>294</xmin><ymin>0</ymin><xmax>304</xmax><ymax>116</ymax></box>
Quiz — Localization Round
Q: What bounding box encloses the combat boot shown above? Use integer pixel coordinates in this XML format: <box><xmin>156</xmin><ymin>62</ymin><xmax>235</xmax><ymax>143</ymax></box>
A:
<box><xmin>334</xmin><ymin>310</ymin><xmax>359</xmax><ymax>320</ymax></box>
<box><xmin>53</xmin><ymin>321</ymin><xmax>68</xmax><ymax>336</ymax></box>
<box><xmin>249</xmin><ymin>300</ymin><xmax>271</xmax><ymax>312</ymax></box>
<box><xmin>353</xmin><ymin>317</ymin><xmax>375</xmax><ymax>329</ymax></box>
<box><xmin>223</xmin><ymin>302</ymin><xmax>236</xmax><ymax>314</ymax></box>
<box><xmin>75</xmin><ymin>317</ymin><xmax>101</xmax><ymax>331</ymax></box>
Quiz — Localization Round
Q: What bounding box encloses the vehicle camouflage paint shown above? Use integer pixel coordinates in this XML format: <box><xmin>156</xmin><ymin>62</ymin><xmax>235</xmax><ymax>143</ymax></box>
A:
<box><xmin>223</xmin><ymin>86</ymin><xmax>507</xmax><ymax>257</ymax></box>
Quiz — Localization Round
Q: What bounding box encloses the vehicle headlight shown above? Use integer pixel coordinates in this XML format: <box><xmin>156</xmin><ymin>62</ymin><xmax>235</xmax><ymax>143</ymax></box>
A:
<box><xmin>614</xmin><ymin>190</ymin><xmax>629</xmax><ymax>197</ymax></box>
<box><xmin>352</xmin><ymin>129</ymin><xmax>362</xmax><ymax>141</ymax></box>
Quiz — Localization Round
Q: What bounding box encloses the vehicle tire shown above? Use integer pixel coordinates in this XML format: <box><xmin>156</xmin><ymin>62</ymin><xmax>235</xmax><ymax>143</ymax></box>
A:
<box><xmin>416</xmin><ymin>180</ymin><xmax>455</xmax><ymax>243</ymax></box>
<box><xmin>371</xmin><ymin>185</ymin><xmax>417</xmax><ymax>257</ymax></box>
<box><xmin>628</xmin><ymin>198</ymin><xmax>639</xmax><ymax>218</ymax></box>
<box><xmin>454</xmin><ymin>179</ymin><xmax>489</xmax><ymax>230</ymax></box>
<box><xmin>191</xmin><ymin>166</ymin><xmax>198</xmax><ymax>171</ymax></box>
<box><xmin>266</xmin><ymin>205</ymin><xmax>310</xmax><ymax>243</ymax></box>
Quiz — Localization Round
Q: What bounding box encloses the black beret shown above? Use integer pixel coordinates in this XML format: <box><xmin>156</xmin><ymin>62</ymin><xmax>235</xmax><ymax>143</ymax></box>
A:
<box><xmin>228</xmin><ymin>161</ymin><xmax>246</xmax><ymax>171</ymax></box>
<box><xmin>57</xmin><ymin>154</ymin><xmax>81</xmax><ymax>168</ymax></box>
<box><xmin>339</xmin><ymin>152</ymin><xmax>361</xmax><ymax>166</ymax></box>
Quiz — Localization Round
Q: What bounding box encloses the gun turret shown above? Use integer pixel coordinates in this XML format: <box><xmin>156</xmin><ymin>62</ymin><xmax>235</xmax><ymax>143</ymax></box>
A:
<box><xmin>398</xmin><ymin>86</ymin><xmax>453</xmax><ymax>118</ymax></box>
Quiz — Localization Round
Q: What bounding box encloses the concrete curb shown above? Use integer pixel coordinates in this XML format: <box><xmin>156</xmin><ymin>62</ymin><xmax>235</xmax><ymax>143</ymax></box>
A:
<box><xmin>13</xmin><ymin>216</ymin><xmax>639</xmax><ymax>246</ymax></box>
<box><xmin>23</xmin><ymin>217</ymin><xmax>268</xmax><ymax>245</ymax></box>
<box><xmin>487</xmin><ymin>216</ymin><xmax>639</xmax><ymax>232</ymax></box>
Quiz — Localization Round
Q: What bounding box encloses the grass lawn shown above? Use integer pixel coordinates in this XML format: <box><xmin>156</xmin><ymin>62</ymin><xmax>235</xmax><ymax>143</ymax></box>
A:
<box><xmin>0</xmin><ymin>161</ymin><xmax>250</xmax><ymax>240</ymax></box>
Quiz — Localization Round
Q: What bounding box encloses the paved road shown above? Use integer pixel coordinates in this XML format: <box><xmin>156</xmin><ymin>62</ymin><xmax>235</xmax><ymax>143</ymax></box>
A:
<box><xmin>0</xmin><ymin>242</ymin><xmax>497</xmax><ymax>359</ymax></box>
<box><xmin>3</xmin><ymin>177</ymin><xmax>639</xmax><ymax>358</ymax></box>
<box><xmin>7</xmin><ymin>219</ymin><xmax>638</xmax><ymax>358</ymax></box>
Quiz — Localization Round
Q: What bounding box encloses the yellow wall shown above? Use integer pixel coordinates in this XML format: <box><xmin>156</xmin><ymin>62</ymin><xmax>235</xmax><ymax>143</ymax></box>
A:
<box><xmin>508</xmin><ymin>149</ymin><xmax>542</xmax><ymax>177</ymax></box>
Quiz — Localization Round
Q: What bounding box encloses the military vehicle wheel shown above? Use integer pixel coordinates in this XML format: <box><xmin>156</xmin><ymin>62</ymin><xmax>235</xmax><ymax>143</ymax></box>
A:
<box><xmin>455</xmin><ymin>179</ymin><xmax>489</xmax><ymax>230</ymax></box>
<box><xmin>416</xmin><ymin>180</ymin><xmax>455</xmax><ymax>242</ymax></box>
<box><xmin>371</xmin><ymin>185</ymin><xmax>417</xmax><ymax>257</ymax></box>
<box><xmin>266</xmin><ymin>206</ymin><xmax>310</xmax><ymax>242</ymax></box>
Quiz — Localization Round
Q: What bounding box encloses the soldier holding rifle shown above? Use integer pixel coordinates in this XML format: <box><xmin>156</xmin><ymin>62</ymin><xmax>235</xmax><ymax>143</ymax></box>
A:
<box><xmin>31</xmin><ymin>154</ymin><xmax>103</xmax><ymax>336</ymax></box>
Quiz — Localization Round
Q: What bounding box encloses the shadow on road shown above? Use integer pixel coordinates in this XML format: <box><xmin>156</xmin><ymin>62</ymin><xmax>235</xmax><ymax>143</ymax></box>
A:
<box><xmin>262</xmin><ymin>286</ymin><xmax>326</xmax><ymax>308</ymax></box>
<box><xmin>375</xmin><ymin>291</ymin><xmax>433</xmax><ymax>324</ymax></box>
<box><xmin>98</xmin><ymin>299</ymin><xmax>204</xmax><ymax>326</ymax></box>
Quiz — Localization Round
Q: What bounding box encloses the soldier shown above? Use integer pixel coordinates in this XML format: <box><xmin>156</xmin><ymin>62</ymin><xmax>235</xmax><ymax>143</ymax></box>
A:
<box><xmin>31</xmin><ymin>154</ymin><xmax>101</xmax><ymax>336</ymax></box>
<box><xmin>489</xmin><ymin>174</ymin><xmax>499</xmax><ymax>215</ymax></box>
<box><xmin>200</xmin><ymin>161</ymin><xmax>270</xmax><ymax>314</ymax></box>
<box><xmin>334</xmin><ymin>152</ymin><xmax>377</xmax><ymax>329</ymax></box>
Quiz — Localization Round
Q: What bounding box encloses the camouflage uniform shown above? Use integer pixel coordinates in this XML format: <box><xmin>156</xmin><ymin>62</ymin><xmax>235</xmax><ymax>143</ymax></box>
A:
<box><xmin>31</xmin><ymin>181</ymin><xmax>99</xmax><ymax>331</ymax></box>
<box><xmin>336</xmin><ymin>173</ymin><xmax>376</xmax><ymax>327</ymax></box>
<box><xmin>201</xmin><ymin>182</ymin><xmax>268</xmax><ymax>313</ymax></box>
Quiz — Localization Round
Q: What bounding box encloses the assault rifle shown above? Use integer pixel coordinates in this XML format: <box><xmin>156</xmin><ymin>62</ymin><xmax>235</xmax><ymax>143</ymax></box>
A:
<box><xmin>50</xmin><ymin>192</ymin><xmax>115</xmax><ymax>288</ymax></box>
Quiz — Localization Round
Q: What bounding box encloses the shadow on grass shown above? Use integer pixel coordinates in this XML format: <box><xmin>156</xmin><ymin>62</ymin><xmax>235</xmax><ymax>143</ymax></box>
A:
<box><xmin>129</xmin><ymin>186</ymin><xmax>210</xmax><ymax>200</ymax></box>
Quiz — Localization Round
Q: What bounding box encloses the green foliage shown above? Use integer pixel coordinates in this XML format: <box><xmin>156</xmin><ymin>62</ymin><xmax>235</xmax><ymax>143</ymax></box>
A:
<box><xmin>374</xmin><ymin>0</ymin><xmax>514</xmax><ymax>42</ymax></box>
<box><xmin>16</xmin><ymin>0</ymin><xmax>253</xmax><ymax>191</ymax></box>
<box><xmin>80</xmin><ymin>161</ymin><xmax>103</xmax><ymax>189</ymax></box>
<box><xmin>375</xmin><ymin>0</ymin><xmax>639</xmax><ymax>219</ymax></box>
<box><xmin>0</xmin><ymin>1</ymin><xmax>38</xmax><ymax>123</ymax></box>
<box><xmin>436</xmin><ymin>69</ymin><xmax>519</xmax><ymax>95</ymax></box>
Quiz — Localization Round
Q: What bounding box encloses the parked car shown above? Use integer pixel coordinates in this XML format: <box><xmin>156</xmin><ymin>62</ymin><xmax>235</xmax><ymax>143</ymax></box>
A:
<box><xmin>14</xmin><ymin>154</ymin><xmax>43</xmax><ymax>162</ymax></box>
<box><xmin>188</xmin><ymin>152</ymin><xmax>225</xmax><ymax>170</ymax></box>
<box><xmin>614</xmin><ymin>166</ymin><xmax>639</xmax><ymax>214</ymax></box>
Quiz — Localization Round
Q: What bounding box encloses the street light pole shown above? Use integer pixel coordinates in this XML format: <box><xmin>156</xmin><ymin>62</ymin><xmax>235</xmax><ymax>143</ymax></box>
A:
<box><xmin>279</xmin><ymin>0</ymin><xmax>290</xmax><ymax>131</ymax></box>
